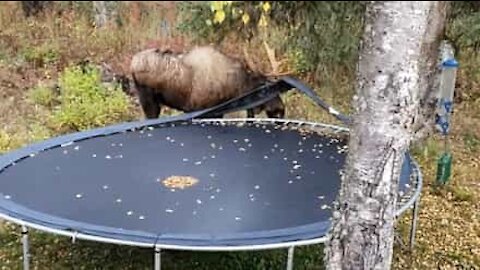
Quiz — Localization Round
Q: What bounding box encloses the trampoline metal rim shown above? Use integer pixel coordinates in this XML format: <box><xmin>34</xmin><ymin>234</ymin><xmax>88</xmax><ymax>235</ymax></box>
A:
<box><xmin>395</xmin><ymin>158</ymin><xmax>423</xmax><ymax>216</ymax></box>
<box><xmin>0</xmin><ymin>210</ymin><xmax>329</xmax><ymax>250</ymax></box>
<box><xmin>0</xmin><ymin>118</ymin><xmax>422</xmax><ymax>252</ymax></box>
<box><xmin>0</xmin><ymin>212</ymin><xmax>154</xmax><ymax>248</ymax></box>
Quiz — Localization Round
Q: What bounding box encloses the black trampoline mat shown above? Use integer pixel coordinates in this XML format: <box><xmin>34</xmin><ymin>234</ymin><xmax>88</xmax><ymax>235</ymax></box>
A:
<box><xmin>0</xmin><ymin>120</ymin><xmax>415</xmax><ymax>246</ymax></box>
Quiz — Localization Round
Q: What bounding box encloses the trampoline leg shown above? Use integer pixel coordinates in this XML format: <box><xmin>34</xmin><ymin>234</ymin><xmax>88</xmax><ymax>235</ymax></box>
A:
<box><xmin>286</xmin><ymin>246</ymin><xmax>295</xmax><ymax>270</ymax></box>
<box><xmin>21</xmin><ymin>226</ymin><xmax>30</xmax><ymax>270</ymax></box>
<box><xmin>154</xmin><ymin>247</ymin><xmax>161</xmax><ymax>270</ymax></box>
<box><xmin>409</xmin><ymin>198</ymin><xmax>420</xmax><ymax>250</ymax></box>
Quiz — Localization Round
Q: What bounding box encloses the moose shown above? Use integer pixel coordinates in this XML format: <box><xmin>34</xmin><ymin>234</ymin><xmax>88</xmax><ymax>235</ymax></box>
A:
<box><xmin>129</xmin><ymin>44</ymin><xmax>289</xmax><ymax>119</ymax></box>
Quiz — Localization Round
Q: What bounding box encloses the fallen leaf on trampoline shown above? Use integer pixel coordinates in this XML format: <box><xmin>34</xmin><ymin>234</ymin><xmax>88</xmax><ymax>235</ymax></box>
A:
<box><xmin>162</xmin><ymin>175</ymin><xmax>199</xmax><ymax>189</ymax></box>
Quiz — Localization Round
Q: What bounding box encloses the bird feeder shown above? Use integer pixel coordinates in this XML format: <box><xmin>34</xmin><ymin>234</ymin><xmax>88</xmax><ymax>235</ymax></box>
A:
<box><xmin>435</xmin><ymin>55</ymin><xmax>459</xmax><ymax>186</ymax></box>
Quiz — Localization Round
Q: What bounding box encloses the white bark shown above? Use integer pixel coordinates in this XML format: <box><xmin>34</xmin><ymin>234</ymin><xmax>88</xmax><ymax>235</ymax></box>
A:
<box><xmin>93</xmin><ymin>1</ymin><xmax>118</xmax><ymax>28</ymax></box>
<box><xmin>93</xmin><ymin>1</ymin><xmax>108</xmax><ymax>28</ymax></box>
<box><xmin>324</xmin><ymin>2</ymin><xmax>448</xmax><ymax>270</ymax></box>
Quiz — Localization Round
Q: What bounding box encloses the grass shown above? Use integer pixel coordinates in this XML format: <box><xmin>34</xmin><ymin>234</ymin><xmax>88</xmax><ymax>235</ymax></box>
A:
<box><xmin>463</xmin><ymin>131</ymin><xmax>480</xmax><ymax>152</ymax></box>
<box><xmin>0</xmin><ymin>2</ymin><xmax>479</xmax><ymax>270</ymax></box>
<box><xmin>0</xmin><ymin>130</ymin><xmax>23</xmax><ymax>154</ymax></box>
<box><xmin>27</xmin><ymin>84</ymin><xmax>57</xmax><ymax>107</ymax></box>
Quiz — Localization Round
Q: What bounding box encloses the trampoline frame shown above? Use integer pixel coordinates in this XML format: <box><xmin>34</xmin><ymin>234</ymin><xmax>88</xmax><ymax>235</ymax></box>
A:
<box><xmin>0</xmin><ymin>117</ymin><xmax>423</xmax><ymax>270</ymax></box>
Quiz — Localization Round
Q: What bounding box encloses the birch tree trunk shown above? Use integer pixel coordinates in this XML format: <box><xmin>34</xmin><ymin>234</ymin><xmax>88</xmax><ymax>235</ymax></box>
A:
<box><xmin>324</xmin><ymin>2</ymin><xmax>448</xmax><ymax>270</ymax></box>
<box><xmin>93</xmin><ymin>1</ymin><xmax>108</xmax><ymax>28</ymax></box>
<box><xmin>21</xmin><ymin>1</ymin><xmax>52</xmax><ymax>17</ymax></box>
<box><xmin>93</xmin><ymin>1</ymin><xmax>118</xmax><ymax>28</ymax></box>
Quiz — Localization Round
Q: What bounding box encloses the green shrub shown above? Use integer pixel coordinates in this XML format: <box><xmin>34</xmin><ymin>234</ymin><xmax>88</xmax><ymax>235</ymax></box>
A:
<box><xmin>269</xmin><ymin>1</ymin><xmax>366</xmax><ymax>73</ymax></box>
<box><xmin>50</xmin><ymin>64</ymin><xmax>134</xmax><ymax>132</ymax></box>
<box><xmin>27</xmin><ymin>84</ymin><xmax>57</xmax><ymax>107</ymax></box>
<box><xmin>21</xmin><ymin>43</ymin><xmax>60</xmax><ymax>67</ymax></box>
<box><xmin>28</xmin><ymin>123</ymin><xmax>53</xmax><ymax>143</ymax></box>
<box><xmin>446</xmin><ymin>1</ymin><xmax>480</xmax><ymax>54</ymax></box>
<box><xmin>286</xmin><ymin>48</ymin><xmax>312</xmax><ymax>74</ymax></box>
<box><xmin>176</xmin><ymin>2</ymin><xmax>217</xmax><ymax>42</ymax></box>
<box><xmin>0</xmin><ymin>47</ymin><xmax>8</xmax><ymax>63</ymax></box>
<box><xmin>0</xmin><ymin>130</ymin><xmax>11</xmax><ymax>153</ymax></box>
<box><xmin>176</xmin><ymin>1</ymin><xmax>480</xmax><ymax>79</ymax></box>
<box><xmin>463</xmin><ymin>132</ymin><xmax>480</xmax><ymax>153</ymax></box>
<box><xmin>411</xmin><ymin>137</ymin><xmax>441</xmax><ymax>162</ymax></box>
<box><xmin>449</xmin><ymin>186</ymin><xmax>474</xmax><ymax>202</ymax></box>
<box><xmin>0</xmin><ymin>130</ymin><xmax>24</xmax><ymax>153</ymax></box>
<box><xmin>176</xmin><ymin>1</ymin><xmax>366</xmax><ymax>75</ymax></box>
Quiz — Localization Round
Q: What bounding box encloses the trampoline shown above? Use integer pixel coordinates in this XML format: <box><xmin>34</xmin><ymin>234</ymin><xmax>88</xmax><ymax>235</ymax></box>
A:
<box><xmin>0</xmin><ymin>77</ymin><xmax>423</xmax><ymax>270</ymax></box>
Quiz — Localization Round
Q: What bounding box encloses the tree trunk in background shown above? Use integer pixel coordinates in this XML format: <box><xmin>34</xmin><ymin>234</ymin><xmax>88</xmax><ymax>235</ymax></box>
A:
<box><xmin>324</xmin><ymin>2</ymin><xmax>448</xmax><ymax>270</ymax></box>
<box><xmin>21</xmin><ymin>1</ymin><xmax>53</xmax><ymax>17</ymax></box>
<box><xmin>93</xmin><ymin>1</ymin><xmax>118</xmax><ymax>28</ymax></box>
<box><xmin>412</xmin><ymin>3</ymin><xmax>450</xmax><ymax>143</ymax></box>
<box><xmin>93</xmin><ymin>1</ymin><xmax>108</xmax><ymax>28</ymax></box>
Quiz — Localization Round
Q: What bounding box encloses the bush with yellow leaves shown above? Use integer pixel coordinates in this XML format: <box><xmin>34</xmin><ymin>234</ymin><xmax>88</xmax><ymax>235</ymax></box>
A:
<box><xmin>176</xmin><ymin>1</ymin><xmax>366</xmax><ymax>76</ymax></box>
<box><xmin>176</xmin><ymin>1</ymin><xmax>275</xmax><ymax>43</ymax></box>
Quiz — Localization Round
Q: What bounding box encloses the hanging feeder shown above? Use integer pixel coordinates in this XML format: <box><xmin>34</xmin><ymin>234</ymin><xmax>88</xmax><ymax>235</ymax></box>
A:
<box><xmin>435</xmin><ymin>53</ymin><xmax>458</xmax><ymax>186</ymax></box>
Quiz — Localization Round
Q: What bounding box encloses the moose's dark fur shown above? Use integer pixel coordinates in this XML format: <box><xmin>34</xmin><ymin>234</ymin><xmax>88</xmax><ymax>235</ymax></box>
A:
<box><xmin>21</xmin><ymin>1</ymin><xmax>52</xmax><ymax>17</ymax></box>
<box><xmin>130</xmin><ymin>46</ymin><xmax>285</xmax><ymax>119</ymax></box>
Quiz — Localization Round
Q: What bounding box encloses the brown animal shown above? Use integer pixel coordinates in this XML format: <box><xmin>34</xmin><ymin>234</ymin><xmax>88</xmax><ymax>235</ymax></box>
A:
<box><xmin>21</xmin><ymin>1</ymin><xmax>53</xmax><ymax>17</ymax></box>
<box><xmin>130</xmin><ymin>45</ymin><xmax>286</xmax><ymax>119</ymax></box>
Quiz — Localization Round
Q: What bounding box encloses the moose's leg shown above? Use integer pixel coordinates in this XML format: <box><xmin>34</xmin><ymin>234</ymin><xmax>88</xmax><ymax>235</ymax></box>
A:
<box><xmin>200</xmin><ymin>113</ymin><xmax>224</xmax><ymax>119</ymax></box>
<box><xmin>137</xmin><ymin>85</ymin><xmax>161</xmax><ymax>119</ymax></box>
<box><xmin>247</xmin><ymin>109</ymin><xmax>255</xmax><ymax>118</ymax></box>
<box><xmin>266</xmin><ymin>108</ymin><xmax>285</xmax><ymax>119</ymax></box>
<box><xmin>265</xmin><ymin>96</ymin><xmax>285</xmax><ymax>119</ymax></box>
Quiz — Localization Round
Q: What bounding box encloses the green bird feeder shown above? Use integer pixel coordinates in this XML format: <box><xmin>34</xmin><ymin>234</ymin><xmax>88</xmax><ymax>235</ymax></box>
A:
<box><xmin>436</xmin><ymin>152</ymin><xmax>452</xmax><ymax>185</ymax></box>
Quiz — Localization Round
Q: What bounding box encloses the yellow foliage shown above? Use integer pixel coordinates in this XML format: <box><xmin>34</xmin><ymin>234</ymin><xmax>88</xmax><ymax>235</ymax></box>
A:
<box><xmin>258</xmin><ymin>14</ymin><xmax>268</xmax><ymax>28</ymax></box>
<box><xmin>207</xmin><ymin>1</ymin><xmax>271</xmax><ymax>28</ymax></box>
<box><xmin>262</xmin><ymin>2</ymin><xmax>271</xmax><ymax>13</ymax></box>
<box><xmin>242</xmin><ymin>13</ymin><xmax>250</xmax><ymax>25</ymax></box>
<box><xmin>210</xmin><ymin>1</ymin><xmax>232</xmax><ymax>12</ymax></box>
<box><xmin>210</xmin><ymin>1</ymin><xmax>224</xmax><ymax>12</ymax></box>
<box><xmin>214</xmin><ymin>10</ymin><xmax>226</xmax><ymax>24</ymax></box>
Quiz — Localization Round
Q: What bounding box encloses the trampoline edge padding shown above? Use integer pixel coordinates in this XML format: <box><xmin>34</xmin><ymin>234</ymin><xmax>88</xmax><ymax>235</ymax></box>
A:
<box><xmin>0</xmin><ymin>118</ymin><xmax>422</xmax><ymax>250</ymax></box>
